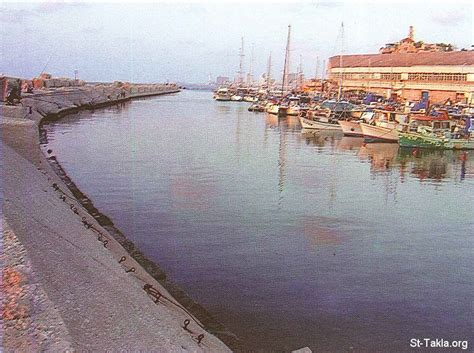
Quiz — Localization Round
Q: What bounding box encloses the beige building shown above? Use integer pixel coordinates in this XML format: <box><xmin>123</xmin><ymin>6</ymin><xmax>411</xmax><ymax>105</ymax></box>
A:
<box><xmin>327</xmin><ymin>51</ymin><xmax>474</xmax><ymax>104</ymax></box>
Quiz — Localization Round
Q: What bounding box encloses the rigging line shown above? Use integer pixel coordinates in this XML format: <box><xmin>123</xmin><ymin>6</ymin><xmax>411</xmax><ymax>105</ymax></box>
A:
<box><xmin>39</xmin><ymin>53</ymin><xmax>54</xmax><ymax>78</ymax></box>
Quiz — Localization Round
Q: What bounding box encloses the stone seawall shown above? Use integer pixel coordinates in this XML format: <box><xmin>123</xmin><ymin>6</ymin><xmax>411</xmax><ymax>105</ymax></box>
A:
<box><xmin>1</xmin><ymin>83</ymin><xmax>236</xmax><ymax>352</ymax></box>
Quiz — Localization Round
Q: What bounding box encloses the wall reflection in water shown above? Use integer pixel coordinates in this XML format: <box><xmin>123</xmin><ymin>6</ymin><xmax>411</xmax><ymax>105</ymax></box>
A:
<box><xmin>297</xmin><ymin>132</ymin><xmax>471</xmax><ymax>185</ymax></box>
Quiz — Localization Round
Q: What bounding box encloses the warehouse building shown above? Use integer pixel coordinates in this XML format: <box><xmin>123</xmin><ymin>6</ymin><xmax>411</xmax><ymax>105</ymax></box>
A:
<box><xmin>328</xmin><ymin>50</ymin><xmax>474</xmax><ymax>104</ymax></box>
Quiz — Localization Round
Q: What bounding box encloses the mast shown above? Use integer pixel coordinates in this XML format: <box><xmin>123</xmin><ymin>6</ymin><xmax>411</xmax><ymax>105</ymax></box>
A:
<box><xmin>368</xmin><ymin>57</ymin><xmax>371</xmax><ymax>91</ymax></box>
<box><xmin>282</xmin><ymin>24</ymin><xmax>291</xmax><ymax>94</ymax></box>
<box><xmin>337</xmin><ymin>22</ymin><xmax>344</xmax><ymax>101</ymax></box>
<box><xmin>238</xmin><ymin>37</ymin><xmax>245</xmax><ymax>86</ymax></box>
<box><xmin>297</xmin><ymin>54</ymin><xmax>303</xmax><ymax>90</ymax></box>
<box><xmin>266</xmin><ymin>52</ymin><xmax>272</xmax><ymax>90</ymax></box>
<box><xmin>247</xmin><ymin>42</ymin><xmax>254</xmax><ymax>86</ymax></box>
<box><xmin>315</xmin><ymin>56</ymin><xmax>319</xmax><ymax>80</ymax></box>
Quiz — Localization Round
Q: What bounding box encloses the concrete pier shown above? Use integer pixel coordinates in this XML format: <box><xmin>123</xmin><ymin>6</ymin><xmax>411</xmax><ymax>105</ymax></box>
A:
<box><xmin>1</xmin><ymin>80</ymin><xmax>233</xmax><ymax>352</ymax></box>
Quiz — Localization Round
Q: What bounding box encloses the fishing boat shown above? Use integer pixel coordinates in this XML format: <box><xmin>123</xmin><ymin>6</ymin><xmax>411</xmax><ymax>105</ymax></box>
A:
<box><xmin>214</xmin><ymin>88</ymin><xmax>231</xmax><ymax>101</ymax></box>
<box><xmin>360</xmin><ymin>122</ymin><xmax>399</xmax><ymax>142</ymax></box>
<box><xmin>338</xmin><ymin>111</ymin><xmax>374</xmax><ymax>137</ymax></box>
<box><xmin>359</xmin><ymin>110</ymin><xmax>407</xmax><ymax>142</ymax></box>
<box><xmin>243</xmin><ymin>95</ymin><xmax>257</xmax><ymax>102</ymax></box>
<box><xmin>350</xmin><ymin>105</ymin><xmax>366</xmax><ymax>119</ymax></box>
<box><xmin>398</xmin><ymin>114</ymin><xmax>474</xmax><ymax>150</ymax></box>
<box><xmin>286</xmin><ymin>97</ymin><xmax>301</xmax><ymax>116</ymax></box>
<box><xmin>299</xmin><ymin>116</ymin><xmax>342</xmax><ymax>130</ymax></box>
<box><xmin>248</xmin><ymin>102</ymin><xmax>265</xmax><ymax>112</ymax></box>
<box><xmin>399</xmin><ymin>132</ymin><xmax>474</xmax><ymax>150</ymax></box>
<box><xmin>230</xmin><ymin>94</ymin><xmax>243</xmax><ymax>101</ymax></box>
<box><xmin>338</xmin><ymin>120</ymin><xmax>363</xmax><ymax>137</ymax></box>
<box><xmin>277</xmin><ymin>104</ymin><xmax>289</xmax><ymax>117</ymax></box>
<box><xmin>266</xmin><ymin>103</ymin><xmax>279</xmax><ymax>115</ymax></box>
<box><xmin>314</xmin><ymin>100</ymin><xmax>354</xmax><ymax>120</ymax></box>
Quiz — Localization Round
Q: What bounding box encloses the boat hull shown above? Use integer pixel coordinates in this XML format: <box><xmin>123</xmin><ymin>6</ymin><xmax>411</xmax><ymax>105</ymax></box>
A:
<box><xmin>286</xmin><ymin>106</ymin><xmax>300</xmax><ymax>116</ymax></box>
<box><xmin>399</xmin><ymin>132</ymin><xmax>474</xmax><ymax>150</ymax></box>
<box><xmin>278</xmin><ymin>106</ymin><xmax>288</xmax><ymax>117</ymax></box>
<box><xmin>215</xmin><ymin>94</ymin><xmax>231</xmax><ymax>101</ymax></box>
<box><xmin>243</xmin><ymin>96</ymin><xmax>257</xmax><ymax>102</ymax></box>
<box><xmin>338</xmin><ymin>120</ymin><xmax>363</xmax><ymax>137</ymax></box>
<box><xmin>360</xmin><ymin>123</ymin><xmax>399</xmax><ymax>142</ymax></box>
<box><xmin>266</xmin><ymin>104</ymin><xmax>279</xmax><ymax>115</ymax></box>
<box><xmin>299</xmin><ymin>117</ymin><xmax>342</xmax><ymax>130</ymax></box>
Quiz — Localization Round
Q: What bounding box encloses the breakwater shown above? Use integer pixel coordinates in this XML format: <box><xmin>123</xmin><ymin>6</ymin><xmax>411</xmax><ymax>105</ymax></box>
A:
<box><xmin>1</xmin><ymin>82</ymin><xmax>235</xmax><ymax>351</ymax></box>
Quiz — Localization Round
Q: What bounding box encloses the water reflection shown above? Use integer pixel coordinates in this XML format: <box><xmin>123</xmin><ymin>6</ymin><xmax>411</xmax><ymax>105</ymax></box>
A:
<box><xmin>301</xmin><ymin>217</ymin><xmax>343</xmax><ymax>248</ymax></box>
<box><xmin>264</xmin><ymin>115</ymin><xmax>470</xmax><ymax>209</ymax></box>
<box><xmin>334</xmin><ymin>138</ymin><xmax>469</xmax><ymax>184</ymax></box>
<box><xmin>44</xmin><ymin>92</ymin><xmax>473</xmax><ymax>353</ymax></box>
<box><xmin>300</xmin><ymin>129</ymin><xmax>343</xmax><ymax>150</ymax></box>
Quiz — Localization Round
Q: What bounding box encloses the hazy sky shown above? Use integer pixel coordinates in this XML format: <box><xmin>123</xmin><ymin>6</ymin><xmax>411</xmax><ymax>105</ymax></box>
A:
<box><xmin>1</xmin><ymin>1</ymin><xmax>472</xmax><ymax>83</ymax></box>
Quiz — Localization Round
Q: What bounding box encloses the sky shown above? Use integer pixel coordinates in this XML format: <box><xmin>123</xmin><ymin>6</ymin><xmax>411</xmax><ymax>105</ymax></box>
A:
<box><xmin>1</xmin><ymin>0</ymin><xmax>472</xmax><ymax>83</ymax></box>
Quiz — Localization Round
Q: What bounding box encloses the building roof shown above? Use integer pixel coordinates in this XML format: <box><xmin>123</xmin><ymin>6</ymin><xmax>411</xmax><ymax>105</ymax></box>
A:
<box><xmin>328</xmin><ymin>51</ymin><xmax>474</xmax><ymax>68</ymax></box>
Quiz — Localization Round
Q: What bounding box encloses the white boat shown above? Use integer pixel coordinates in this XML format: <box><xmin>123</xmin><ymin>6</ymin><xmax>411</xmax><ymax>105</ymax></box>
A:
<box><xmin>360</xmin><ymin>122</ymin><xmax>399</xmax><ymax>142</ymax></box>
<box><xmin>230</xmin><ymin>95</ymin><xmax>243</xmax><ymax>101</ymax></box>
<box><xmin>359</xmin><ymin>110</ymin><xmax>404</xmax><ymax>142</ymax></box>
<box><xmin>338</xmin><ymin>120</ymin><xmax>363</xmax><ymax>137</ymax></box>
<box><xmin>215</xmin><ymin>88</ymin><xmax>231</xmax><ymax>101</ymax></box>
<box><xmin>299</xmin><ymin>116</ymin><xmax>342</xmax><ymax>130</ymax></box>
<box><xmin>243</xmin><ymin>95</ymin><xmax>257</xmax><ymax>102</ymax></box>
<box><xmin>286</xmin><ymin>97</ymin><xmax>301</xmax><ymax>116</ymax></box>
<box><xmin>266</xmin><ymin>103</ymin><xmax>279</xmax><ymax>115</ymax></box>
<box><xmin>338</xmin><ymin>111</ymin><xmax>374</xmax><ymax>137</ymax></box>
<box><xmin>287</xmin><ymin>105</ymin><xmax>300</xmax><ymax>116</ymax></box>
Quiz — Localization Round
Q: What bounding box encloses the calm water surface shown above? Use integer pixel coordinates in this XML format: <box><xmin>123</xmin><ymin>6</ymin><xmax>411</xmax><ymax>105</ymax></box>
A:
<box><xmin>45</xmin><ymin>91</ymin><xmax>473</xmax><ymax>352</ymax></box>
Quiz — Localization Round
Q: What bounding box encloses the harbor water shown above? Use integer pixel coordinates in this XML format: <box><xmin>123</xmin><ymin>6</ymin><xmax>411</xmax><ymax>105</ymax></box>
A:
<box><xmin>44</xmin><ymin>90</ymin><xmax>473</xmax><ymax>352</ymax></box>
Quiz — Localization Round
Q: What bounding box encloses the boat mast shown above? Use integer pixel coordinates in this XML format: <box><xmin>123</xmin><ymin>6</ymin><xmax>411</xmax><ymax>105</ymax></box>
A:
<box><xmin>238</xmin><ymin>37</ymin><xmax>245</xmax><ymax>86</ymax></box>
<box><xmin>368</xmin><ymin>57</ymin><xmax>371</xmax><ymax>92</ymax></box>
<box><xmin>267</xmin><ymin>52</ymin><xmax>272</xmax><ymax>91</ymax></box>
<box><xmin>282</xmin><ymin>24</ymin><xmax>291</xmax><ymax>95</ymax></box>
<box><xmin>248</xmin><ymin>42</ymin><xmax>254</xmax><ymax>86</ymax></box>
<box><xmin>337</xmin><ymin>22</ymin><xmax>344</xmax><ymax>101</ymax></box>
<box><xmin>297</xmin><ymin>54</ymin><xmax>303</xmax><ymax>91</ymax></box>
<box><xmin>315</xmin><ymin>55</ymin><xmax>319</xmax><ymax>80</ymax></box>
<box><xmin>322</xmin><ymin>59</ymin><xmax>326</xmax><ymax>80</ymax></box>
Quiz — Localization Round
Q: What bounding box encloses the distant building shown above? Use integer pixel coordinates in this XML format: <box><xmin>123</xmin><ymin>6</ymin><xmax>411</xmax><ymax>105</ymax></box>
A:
<box><xmin>216</xmin><ymin>76</ymin><xmax>230</xmax><ymax>85</ymax></box>
<box><xmin>328</xmin><ymin>50</ymin><xmax>474</xmax><ymax>104</ymax></box>
<box><xmin>379</xmin><ymin>26</ymin><xmax>455</xmax><ymax>54</ymax></box>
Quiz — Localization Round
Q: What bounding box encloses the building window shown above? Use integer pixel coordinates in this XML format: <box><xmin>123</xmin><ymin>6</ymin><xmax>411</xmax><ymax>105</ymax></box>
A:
<box><xmin>330</xmin><ymin>71</ymin><xmax>468</xmax><ymax>82</ymax></box>
<box><xmin>380</xmin><ymin>73</ymin><xmax>402</xmax><ymax>81</ymax></box>
<box><xmin>330</xmin><ymin>72</ymin><xmax>376</xmax><ymax>80</ymax></box>
<box><xmin>407</xmin><ymin>73</ymin><xmax>467</xmax><ymax>81</ymax></box>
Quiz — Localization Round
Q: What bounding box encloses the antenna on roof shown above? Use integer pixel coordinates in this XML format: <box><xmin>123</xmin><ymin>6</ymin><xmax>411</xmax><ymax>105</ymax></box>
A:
<box><xmin>408</xmin><ymin>25</ymin><xmax>414</xmax><ymax>41</ymax></box>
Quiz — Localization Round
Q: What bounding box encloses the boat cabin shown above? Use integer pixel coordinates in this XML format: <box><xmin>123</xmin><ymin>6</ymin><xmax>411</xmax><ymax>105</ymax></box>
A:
<box><xmin>405</xmin><ymin>113</ymin><xmax>451</xmax><ymax>135</ymax></box>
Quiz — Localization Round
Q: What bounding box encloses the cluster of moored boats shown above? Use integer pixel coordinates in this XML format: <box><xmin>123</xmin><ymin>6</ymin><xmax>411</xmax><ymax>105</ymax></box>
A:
<box><xmin>214</xmin><ymin>89</ymin><xmax>474</xmax><ymax>150</ymax></box>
